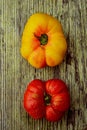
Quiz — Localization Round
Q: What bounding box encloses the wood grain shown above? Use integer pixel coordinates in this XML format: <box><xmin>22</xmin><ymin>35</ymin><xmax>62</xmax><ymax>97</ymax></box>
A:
<box><xmin>0</xmin><ymin>0</ymin><xmax>87</xmax><ymax>130</ymax></box>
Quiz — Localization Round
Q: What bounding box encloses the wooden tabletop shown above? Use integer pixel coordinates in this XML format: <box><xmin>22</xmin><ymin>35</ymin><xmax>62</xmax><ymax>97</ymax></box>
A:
<box><xmin>0</xmin><ymin>0</ymin><xmax>87</xmax><ymax>130</ymax></box>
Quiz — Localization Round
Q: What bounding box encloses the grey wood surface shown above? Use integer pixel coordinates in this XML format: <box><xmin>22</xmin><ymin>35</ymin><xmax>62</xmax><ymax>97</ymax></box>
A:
<box><xmin>0</xmin><ymin>0</ymin><xmax>87</xmax><ymax>130</ymax></box>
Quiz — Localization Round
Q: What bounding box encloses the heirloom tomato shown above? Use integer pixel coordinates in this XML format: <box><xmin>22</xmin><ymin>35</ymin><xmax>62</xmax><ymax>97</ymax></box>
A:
<box><xmin>23</xmin><ymin>79</ymin><xmax>70</xmax><ymax>122</ymax></box>
<box><xmin>21</xmin><ymin>13</ymin><xmax>67</xmax><ymax>68</ymax></box>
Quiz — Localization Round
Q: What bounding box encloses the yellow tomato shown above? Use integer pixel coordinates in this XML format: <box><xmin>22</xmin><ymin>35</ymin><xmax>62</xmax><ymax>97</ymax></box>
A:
<box><xmin>21</xmin><ymin>13</ymin><xmax>67</xmax><ymax>68</ymax></box>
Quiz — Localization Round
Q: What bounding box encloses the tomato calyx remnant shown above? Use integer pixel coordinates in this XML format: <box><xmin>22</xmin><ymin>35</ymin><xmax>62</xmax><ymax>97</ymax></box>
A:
<box><xmin>40</xmin><ymin>34</ymin><xmax>48</xmax><ymax>45</ymax></box>
<box><xmin>44</xmin><ymin>93</ymin><xmax>51</xmax><ymax>105</ymax></box>
<box><xmin>34</xmin><ymin>33</ymin><xmax>48</xmax><ymax>45</ymax></box>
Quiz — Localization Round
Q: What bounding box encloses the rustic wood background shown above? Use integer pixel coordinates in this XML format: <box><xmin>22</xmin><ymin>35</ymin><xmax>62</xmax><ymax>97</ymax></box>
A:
<box><xmin>0</xmin><ymin>0</ymin><xmax>87</xmax><ymax>130</ymax></box>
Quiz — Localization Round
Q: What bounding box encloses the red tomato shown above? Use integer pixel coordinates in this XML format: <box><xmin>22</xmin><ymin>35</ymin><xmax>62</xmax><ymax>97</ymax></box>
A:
<box><xmin>23</xmin><ymin>79</ymin><xmax>70</xmax><ymax>122</ymax></box>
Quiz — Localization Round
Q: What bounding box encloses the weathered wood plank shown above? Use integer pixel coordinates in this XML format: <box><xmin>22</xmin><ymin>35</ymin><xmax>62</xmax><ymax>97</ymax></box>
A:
<box><xmin>0</xmin><ymin>0</ymin><xmax>87</xmax><ymax>130</ymax></box>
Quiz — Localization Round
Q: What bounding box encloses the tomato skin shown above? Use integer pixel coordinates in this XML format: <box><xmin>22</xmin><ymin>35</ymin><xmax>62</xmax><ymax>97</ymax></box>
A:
<box><xmin>46</xmin><ymin>79</ymin><xmax>68</xmax><ymax>95</ymax></box>
<box><xmin>21</xmin><ymin>13</ymin><xmax>67</xmax><ymax>68</ymax></box>
<box><xmin>46</xmin><ymin>105</ymin><xmax>64</xmax><ymax>122</ymax></box>
<box><xmin>23</xmin><ymin>79</ymin><xmax>46</xmax><ymax>119</ymax></box>
<box><xmin>23</xmin><ymin>79</ymin><xmax>70</xmax><ymax>121</ymax></box>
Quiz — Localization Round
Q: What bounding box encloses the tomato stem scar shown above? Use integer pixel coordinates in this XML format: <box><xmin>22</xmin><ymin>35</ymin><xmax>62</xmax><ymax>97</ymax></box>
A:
<box><xmin>44</xmin><ymin>93</ymin><xmax>51</xmax><ymax>105</ymax></box>
<box><xmin>34</xmin><ymin>33</ymin><xmax>48</xmax><ymax>45</ymax></box>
